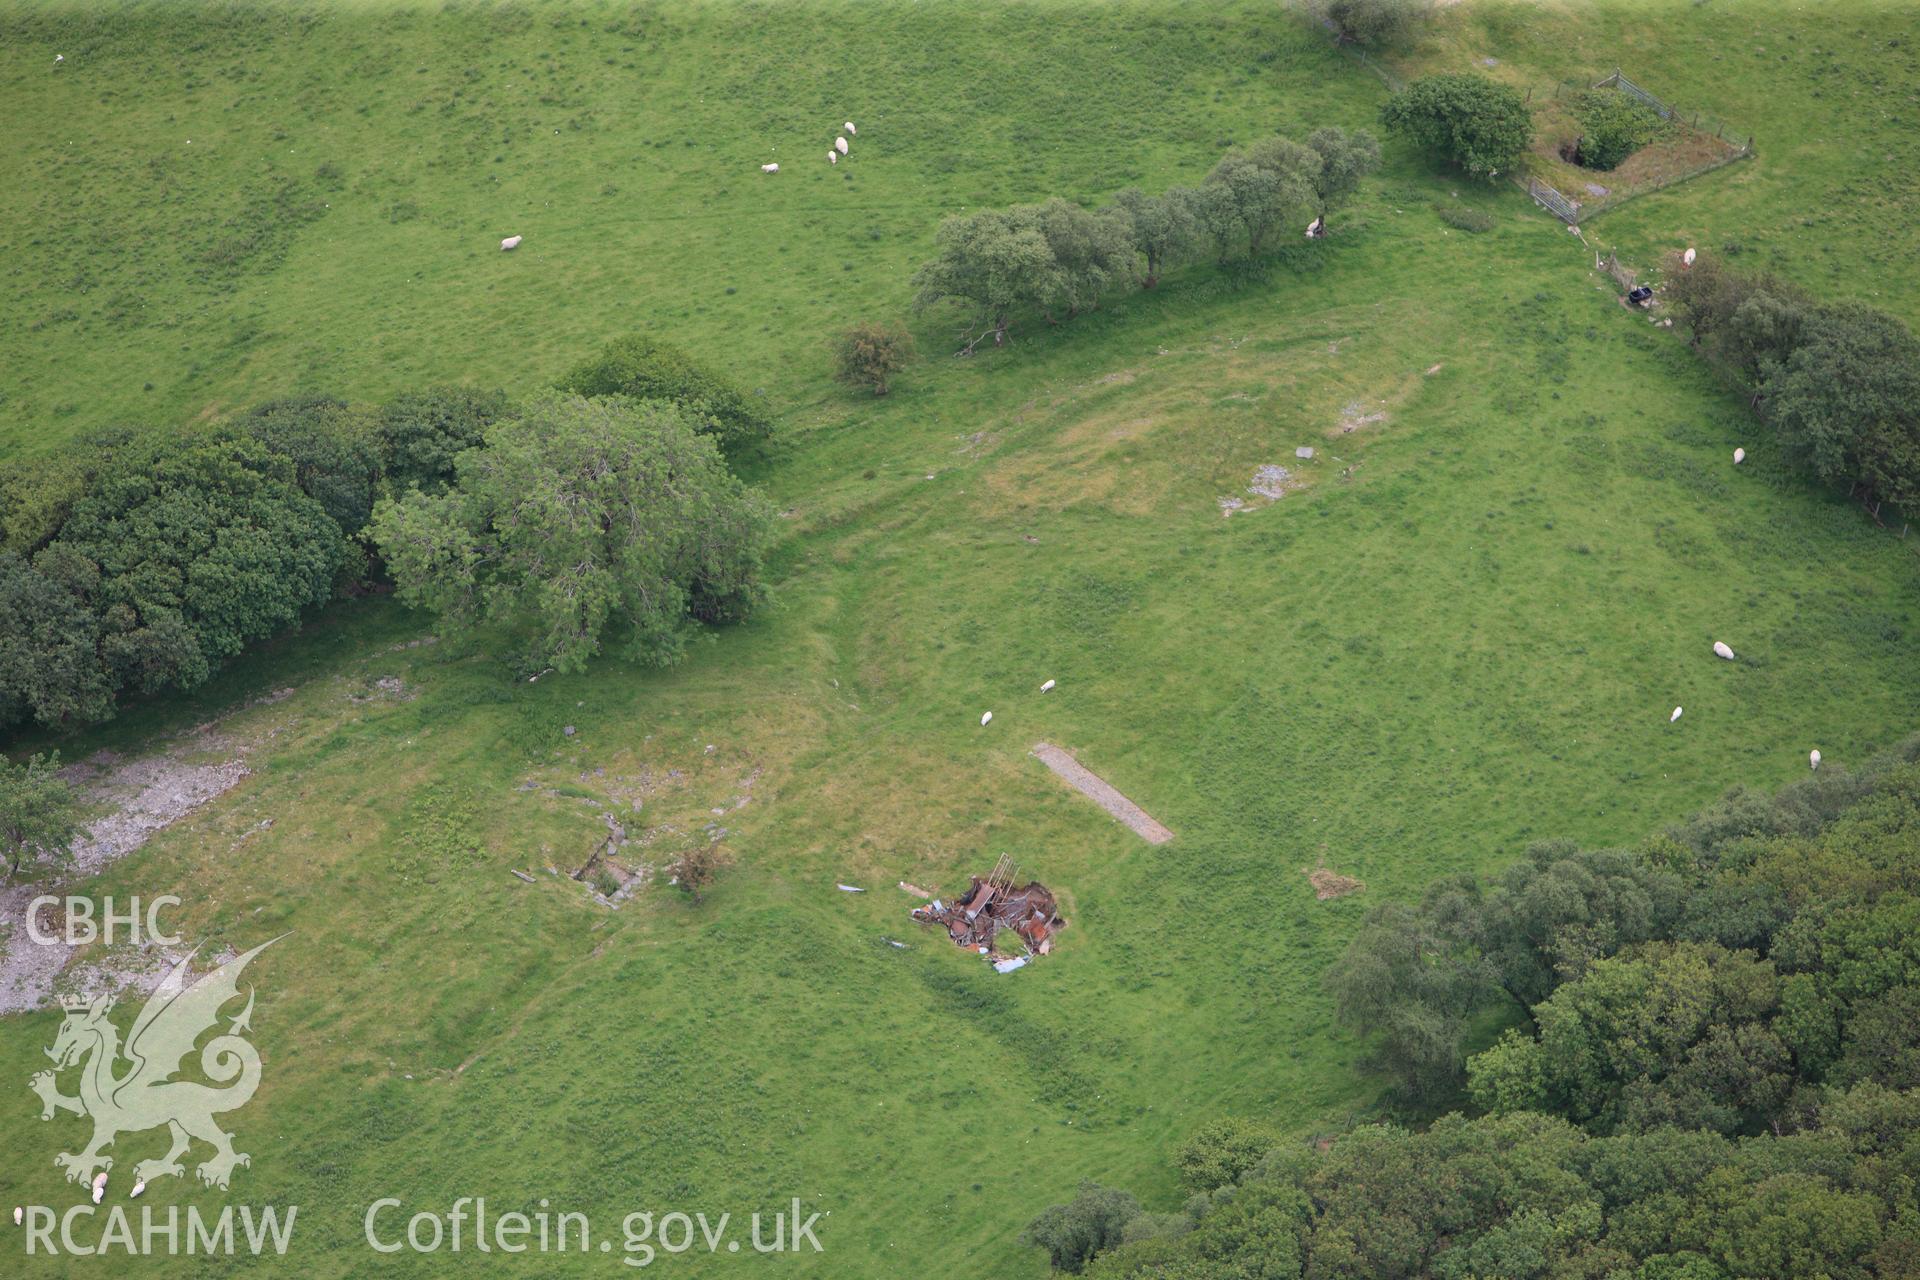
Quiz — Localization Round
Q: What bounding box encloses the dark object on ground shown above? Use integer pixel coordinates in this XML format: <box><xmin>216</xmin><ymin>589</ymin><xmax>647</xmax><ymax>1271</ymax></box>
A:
<box><xmin>1627</xmin><ymin>285</ymin><xmax>1654</xmax><ymax>306</ymax></box>
<box><xmin>911</xmin><ymin>854</ymin><xmax>1067</xmax><ymax>961</ymax></box>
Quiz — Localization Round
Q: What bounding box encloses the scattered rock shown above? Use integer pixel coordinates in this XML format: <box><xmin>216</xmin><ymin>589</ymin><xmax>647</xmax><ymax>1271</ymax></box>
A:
<box><xmin>1295</xmin><ymin>446</ymin><xmax>1315</xmax><ymax>460</ymax></box>
<box><xmin>563</xmin><ymin>725</ymin><xmax>577</xmax><ymax>738</ymax></box>
<box><xmin>1248</xmin><ymin>464</ymin><xmax>1293</xmax><ymax>499</ymax></box>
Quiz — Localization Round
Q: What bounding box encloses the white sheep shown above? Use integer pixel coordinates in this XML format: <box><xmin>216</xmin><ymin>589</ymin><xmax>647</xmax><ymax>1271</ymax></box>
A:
<box><xmin>844</xmin><ymin>122</ymin><xmax>857</xmax><ymax>135</ymax></box>
<box><xmin>828</xmin><ymin>151</ymin><xmax>837</xmax><ymax>164</ymax></box>
<box><xmin>1713</xmin><ymin>641</ymin><xmax>1736</xmax><ymax>661</ymax></box>
<box><xmin>761</xmin><ymin>162</ymin><xmax>780</xmax><ymax>173</ymax></box>
<box><xmin>1670</xmin><ymin>706</ymin><xmax>1683</xmax><ymax>722</ymax></box>
<box><xmin>980</xmin><ymin>711</ymin><xmax>993</xmax><ymax>726</ymax></box>
<box><xmin>1041</xmin><ymin>679</ymin><xmax>1056</xmax><ymax>692</ymax></box>
<box><xmin>834</xmin><ymin>137</ymin><xmax>848</xmax><ymax>156</ymax></box>
<box><xmin>12</xmin><ymin>1206</ymin><xmax>21</xmax><ymax>1226</ymax></box>
<box><xmin>500</xmin><ymin>235</ymin><xmax>522</xmax><ymax>251</ymax></box>
<box><xmin>1683</xmin><ymin>247</ymin><xmax>1697</xmax><ymax>267</ymax></box>
<box><xmin>1810</xmin><ymin>749</ymin><xmax>1821</xmax><ymax>770</ymax></box>
<box><xmin>1733</xmin><ymin>447</ymin><xmax>1746</xmax><ymax>464</ymax></box>
<box><xmin>131</xmin><ymin>1180</ymin><xmax>147</xmax><ymax>1199</ymax></box>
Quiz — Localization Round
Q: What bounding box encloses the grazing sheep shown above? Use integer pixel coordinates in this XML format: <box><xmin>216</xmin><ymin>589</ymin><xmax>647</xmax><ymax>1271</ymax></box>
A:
<box><xmin>1670</xmin><ymin>706</ymin><xmax>1683</xmax><ymax>722</ymax></box>
<box><xmin>1733</xmin><ymin>447</ymin><xmax>1746</xmax><ymax>464</ymax></box>
<box><xmin>12</xmin><ymin>1206</ymin><xmax>21</xmax><ymax>1226</ymax></box>
<box><xmin>1810</xmin><ymin>749</ymin><xmax>1821</xmax><ymax>770</ymax></box>
<box><xmin>1041</xmin><ymin>679</ymin><xmax>1056</xmax><ymax>692</ymax></box>
<box><xmin>1713</xmin><ymin>641</ymin><xmax>1736</xmax><ymax>661</ymax></box>
<box><xmin>845</xmin><ymin>122</ymin><xmax>857</xmax><ymax>135</ymax></box>
<box><xmin>834</xmin><ymin>137</ymin><xmax>848</xmax><ymax>155</ymax></box>
<box><xmin>980</xmin><ymin>711</ymin><xmax>993</xmax><ymax>726</ymax></box>
<box><xmin>761</xmin><ymin>162</ymin><xmax>779</xmax><ymax>173</ymax></box>
<box><xmin>1683</xmin><ymin>247</ymin><xmax>1697</xmax><ymax>267</ymax></box>
<box><xmin>828</xmin><ymin>150</ymin><xmax>837</xmax><ymax>164</ymax></box>
<box><xmin>500</xmin><ymin>235</ymin><xmax>522</xmax><ymax>251</ymax></box>
<box><xmin>1305</xmin><ymin>216</ymin><xmax>1324</xmax><ymax>239</ymax></box>
<box><xmin>131</xmin><ymin>1181</ymin><xmax>146</xmax><ymax>1199</ymax></box>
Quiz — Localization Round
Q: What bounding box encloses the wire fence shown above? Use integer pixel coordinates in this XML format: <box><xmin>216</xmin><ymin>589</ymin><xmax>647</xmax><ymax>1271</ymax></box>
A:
<box><xmin>1516</xmin><ymin>69</ymin><xmax>1754</xmax><ymax>224</ymax></box>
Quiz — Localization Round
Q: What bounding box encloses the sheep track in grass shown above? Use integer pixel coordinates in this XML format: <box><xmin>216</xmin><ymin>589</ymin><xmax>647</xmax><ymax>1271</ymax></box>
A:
<box><xmin>1031</xmin><ymin>743</ymin><xmax>1173</xmax><ymax>844</ymax></box>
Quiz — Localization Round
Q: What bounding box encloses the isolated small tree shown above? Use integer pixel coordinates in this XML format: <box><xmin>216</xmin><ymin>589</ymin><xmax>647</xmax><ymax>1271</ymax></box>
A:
<box><xmin>833</xmin><ymin>322</ymin><xmax>916</xmax><ymax>396</ymax></box>
<box><xmin>0</xmin><ymin>752</ymin><xmax>80</xmax><ymax>879</ymax></box>
<box><xmin>1381</xmin><ymin>73</ymin><xmax>1533</xmax><ymax>181</ymax></box>
<box><xmin>1203</xmin><ymin>135</ymin><xmax>1319</xmax><ymax>259</ymax></box>
<box><xmin>912</xmin><ymin>206</ymin><xmax>1062</xmax><ymax>352</ymax></box>
<box><xmin>671</xmin><ymin>843</ymin><xmax>733</xmax><ymax>905</ymax></box>
<box><xmin>1109</xmin><ymin>187</ymin><xmax>1201</xmax><ymax>287</ymax></box>
<box><xmin>1320</xmin><ymin>0</ymin><xmax>1429</xmax><ymax>47</ymax></box>
<box><xmin>1305</xmin><ymin>126</ymin><xmax>1383</xmax><ymax>229</ymax></box>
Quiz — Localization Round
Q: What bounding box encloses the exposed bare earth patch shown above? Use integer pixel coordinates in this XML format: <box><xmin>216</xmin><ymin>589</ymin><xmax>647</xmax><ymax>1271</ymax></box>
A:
<box><xmin>1031</xmin><ymin>744</ymin><xmax>1172</xmax><ymax>844</ymax></box>
<box><xmin>1</xmin><ymin>742</ymin><xmax>250</xmax><ymax>1014</ymax></box>
<box><xmin>1306</xmin><ymin>867</ymin><xmax>1365</xmax><ymax>900</ymax></box>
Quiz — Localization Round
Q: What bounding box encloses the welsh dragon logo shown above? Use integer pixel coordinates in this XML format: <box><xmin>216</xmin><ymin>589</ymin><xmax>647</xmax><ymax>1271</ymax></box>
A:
<box><xmin>29</xmin><ymin>938</ymin><xmax>280</xmax><ymax>1192</ymax></box>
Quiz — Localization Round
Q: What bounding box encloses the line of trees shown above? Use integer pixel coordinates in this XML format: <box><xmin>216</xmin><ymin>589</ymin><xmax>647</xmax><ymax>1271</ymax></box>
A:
<box><xmin>1026</xmin><ymin>737</ymin><xmax>1920</xmax><ymax>1277</ymax></box>
<box><xmin>1666</xmin><ymin>253</ymin><xmax>1920</xmax><ymax>511</ymax></box>
<box><xmin>0</xmin><ymin>338</ymin><xmax>775</xmax><ymax>732</ymax></box>
<box><xmin>912</xmin><ymin>127</ymin><xmax>1380</xmax><ymax>353</ymax></box>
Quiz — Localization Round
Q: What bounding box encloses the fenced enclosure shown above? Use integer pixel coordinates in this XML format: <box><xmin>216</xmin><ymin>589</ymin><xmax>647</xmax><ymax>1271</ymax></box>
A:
<box><xmin>1285</xmin><ymin>0</ymin><xmax>1758</xmax><ymax>228</ymax></box>
<box><xmin>1517</xmin><ymin>69</ymin><xmax>1754</xmax><ymax>224</ymax></box>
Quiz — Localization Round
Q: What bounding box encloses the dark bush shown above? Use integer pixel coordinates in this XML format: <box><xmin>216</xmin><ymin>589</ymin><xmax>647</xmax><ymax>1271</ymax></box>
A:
<box><xmin>378</xmin><ymin>385</ymin><xmax>516</xmax><ymax>494</ymax></box>
<box><xmin>558</xmin><ymin>336</ymin><xmax>772</xmax><ymax>456</ymax></box>
<box><xmin>1381</xmin><ymin>74</ymin><xmax>1534</xmax><ymax>181</ymax></box>
<box><xmin>1572</xmin><ymin>89</ymin><xmax>1668</xmax><ymax>170</ymax></box>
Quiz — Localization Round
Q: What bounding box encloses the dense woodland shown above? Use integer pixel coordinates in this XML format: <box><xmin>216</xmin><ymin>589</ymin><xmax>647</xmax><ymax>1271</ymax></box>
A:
<box><xmin>0</xmin><ymin>338</ymin><xmax>774</xmax><ymax>731</ymax></box>
<box><xmin>1032</xmin><ymin>740</ymin><xmax>1920</xmax><ymax>1278</ymax></box>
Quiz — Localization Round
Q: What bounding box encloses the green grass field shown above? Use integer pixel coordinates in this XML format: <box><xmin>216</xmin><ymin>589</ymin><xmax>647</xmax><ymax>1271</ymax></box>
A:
<box><xmin>1</xmin><ymin>1</ymin><xmax>1916</xmax><ymax>1276</ymax></box>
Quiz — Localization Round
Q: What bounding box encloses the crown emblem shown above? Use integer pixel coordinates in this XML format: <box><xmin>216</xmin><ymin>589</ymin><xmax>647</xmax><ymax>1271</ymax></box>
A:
<box><xmin>58</xmin><ymin>994</ymin><xmax>94</xmax><ymax>1012</ymax></box>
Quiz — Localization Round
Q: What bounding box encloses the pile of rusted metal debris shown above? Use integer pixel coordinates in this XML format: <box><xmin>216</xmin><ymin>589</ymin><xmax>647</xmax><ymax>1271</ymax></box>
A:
<box><xmin>910</xmin><ymin>854</ymin><xmax>1066</xmax><ymax>971</ymax></box>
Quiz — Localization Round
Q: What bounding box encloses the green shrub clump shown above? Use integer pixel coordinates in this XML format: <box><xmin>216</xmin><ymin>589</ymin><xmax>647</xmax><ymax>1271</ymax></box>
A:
<box><xmin>1574</xmin><ymin>89</ymin><xmax>1668</xmax><ymax>170</ymax></box>
<box><xmin>1435</xmin><ymin>203</ymin><xmax>1497</xmax><ymax>233</ymax></box>
<box><xmin>558</xmin><ymin>335</ymin><xmax>773</xmax><ymax>455</ymax></box>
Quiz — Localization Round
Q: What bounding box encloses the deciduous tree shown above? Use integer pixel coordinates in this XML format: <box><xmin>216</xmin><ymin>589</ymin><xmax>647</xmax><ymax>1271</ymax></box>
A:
<box><xmin>370</xmin><ymin>393</ymin><xmax>771</xmax><ymax>675</ymax></box>
<box><xmin>1381</xmin><ymin>73</ymin><xmax>1533</xmax><ymax>181</ymax></box>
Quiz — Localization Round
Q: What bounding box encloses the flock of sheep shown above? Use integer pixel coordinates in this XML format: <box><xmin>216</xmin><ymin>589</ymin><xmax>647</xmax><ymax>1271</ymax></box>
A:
<box><xmin>762</xmin><ymin>120</ymin><xmax>856</xmax><ymax>173</ymax></box>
